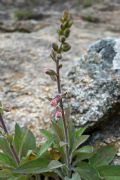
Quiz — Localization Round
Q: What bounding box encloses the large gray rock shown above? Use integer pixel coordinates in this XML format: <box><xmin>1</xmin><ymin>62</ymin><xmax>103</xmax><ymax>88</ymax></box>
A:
<box><xmin>64</xmin><ymin>38</ymin><xmax>120</xmax><ymax>129</ymax></box>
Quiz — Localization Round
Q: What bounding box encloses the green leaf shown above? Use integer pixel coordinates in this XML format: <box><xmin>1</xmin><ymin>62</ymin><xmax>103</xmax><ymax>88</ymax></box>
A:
<box><xmin>74</xmin><ymin>152</ymin><xmax>94</xmax><ymax>163</ymax></box>
<box><xmin>73</xmin><ymin>146</ymin><xmax>94</xmax><ymax>162</ymax></box>
<box><xmin>89</xmin><ymin>146</ymin><xmax>117</xmax><ymax>167</ymax></box>
<box><xmin>14</xmin><ymin>158</ymin><xmax>63</xmax><ymax>174</ymax></box>
<box><xmin>0</xmin><ymin>152</ymin><xmax>16</xmax><ymax>168</ymax></box>
<box><xmin>76</xmin><ymin>162</ymin><xmax>101</xmax><ymax>180</ymax></box>
<box><xmin>0</xmin><ymin>169</ymin><xmax>12</xmax><ymax>178</ymax></box>
<box><xmin>52</xmin><ymin>43</ymin><xmax>59</xmax><ymax>52</ymax></box>
<box><xmin>48</xmin><ymin>160</ymin><xmax>64</xmax><ymax>169</ymax></box>
<box><xmin>105</xmin><ymin>177</ymin><xmax>120</xmax><ymax>180</ymax></box>
<box><xmin>68</xmin><ymin>118</ymin><xmax>75</xmax><ymax>151</ymax></box>
<box><xmin>8</xmin><ymin>175</ymin><xmax>29</xmax><ymax>180</ymax></box>
<box><xmin>72</xmin><ymin>135</ymin><xmax>89</xmax><ymax>153</ymax></box>
<box><xmin>0</xmin><ymin>137</ymin><xmax>12</xmax><ymax>158</ymax></box>
<box><xmin>52</xmin><ymin>121</ymin><xmax>64</xmax><ymax>142</ymax></box>
<box><xmin>98</xmin><ymin>165</ymin><xmax>120</xmax><ymax>177</ymax></box>
<box><xmin>75</xmin><ymin>127</ymin><xmax>86</xmax><ymax>138</ymax></box>
<box><xmin>59</xmin><ymin>141</ymin><xmax>68</xmax><ymax>147</ymax></box>
<box><xmin>62</xmin><ymin>42</ymin><xmax>71</xmax><ymax>52</ymax></box>
<box><xmin>38</xmin><ymin>138</ymin><xmax>54</xmax><ymax>157</ymax></box>
<box><xmin>14</xmin><ymin>124</ymin><xmax>36</xmax><ymax>159</ymax></box>
<box><xmin>65</xmin><ymin>172</ymin><xmax>81</xmax><ymax>180</ymax></box>
<box><xmin>14</xmin><ymin>157</ymin><xmax>49</xmax><ymax>174</ymax></box>
<box><xmin>77</xmin><ymin>145</ymin><xmax>94</xmax><ymax>153</ymax></box>
<box><xmin>40</xmin><ymin>129</ymin><xmax>53</xmax><ymax>140</ymax></box>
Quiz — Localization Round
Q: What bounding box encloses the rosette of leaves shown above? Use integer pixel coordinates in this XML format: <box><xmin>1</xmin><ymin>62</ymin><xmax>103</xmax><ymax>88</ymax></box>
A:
<box><xmin>0</xmin><ymin>123</ymin><xmax>36</xmax><ymax>179</ymax></box>
<box><xmin>14</xmin><ymin>113</ymin><xmax>120</xmax><ymax>180</ymax></box>
<box><xmin>0</xmin><ymin>122</ymin><xmax>64</xmax><ymax>180</ymax></box>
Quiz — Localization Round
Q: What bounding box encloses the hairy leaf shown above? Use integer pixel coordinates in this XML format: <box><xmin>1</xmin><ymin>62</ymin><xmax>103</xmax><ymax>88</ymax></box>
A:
<box><xmin>8</xmin><ymin>175</ymin><xmax>29</xmax><ymax>180</ymax></box>
<box><xmin>52</xmin><ymin>121</ymin><xmax>64</xmax><ymax>142</ymax></box>
<box><xmin>14</xmin><ymin>158</ymin><xmax>63</xmax><ymax>174</ymax></box>
<box><xmin>74</xmin><ymin>152</ymin><xmax>94</xmax><ymax>163</ymax></box>
<box><xmin>38</xmin><ymin>138</ymin><xmax>54</xmax><ymax>157</ymax></box>
<box><xmin>89</xmin><ymin>146</ymin><xmax>117</xmax><ymax>167</ymax></box>
<box><xmin>0</xmin><ymin>137</ymin><xmax>12</xmax><ymax>158</ymax></box>
<box><xmin>76</xmin><ymin>162</ymin><xmax>101</xmax><ymax>180</ymax></box>
<box><xmin>40</xmin><ymin>129</ymin><xmax>53</xmax><ymax>140</ymax></box>
<box><xmin>98</xmin><ymin>165</ymin><xmax>120</xmax><ymax>177</ymax></box>
<box><xmin>72</xmin><ymin>135</ymin><xmax>89</xmax><ymax>154</ymax></box>
<box><xmin>75</xmin><ymin>127</ymin><xmax>86</xmax><ymax>138</ymax></box>
<box><xmin>105</xmin><ymin>177</ymin><xmax>120</xmax><ymax>180</ymax></box>
<box><xmin>78</xmin><ymin>145</ymin><xmax>94</xmax><ymax>153</ymax></box>
<box><xmin>0</xmin><ymin>152</ymin><xmax>16</xmax><ymax>168</ymax></box>
<box><xmin>14</xmin><ymin>124</ymin><xmax>36</xmax><ymax>159</ymax></box>
<box><xmin>48</xmin><ymin>160</ymin><xmax>64</xmax><ymax>169</ymax></box>
<box><xmin>65</xmin><ymin>172</ymin><xmax>81</xmax><ymax>180</ymax></box>
<box><xmin>68</xmin><ymin>118</ymin><xmax>75</xmax><ymax>151</ymax></box>
<box><xmin>0</xmin><ymin>169</ymin><xmax>12</xmax><ymax>178</ymax></box>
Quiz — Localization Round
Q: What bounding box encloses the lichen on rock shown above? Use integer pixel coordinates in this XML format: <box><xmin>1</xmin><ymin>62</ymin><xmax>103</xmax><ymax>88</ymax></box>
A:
<box><xmin>64</xmin><ymin>38</ymin><xmax>120</xmax><ymax>129</ymax></box>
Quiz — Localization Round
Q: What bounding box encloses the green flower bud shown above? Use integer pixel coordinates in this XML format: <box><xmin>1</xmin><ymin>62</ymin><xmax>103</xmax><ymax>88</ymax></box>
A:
<box><xmin>57</xmin><ymin>29</ymin><xmax>63</xmax><ymax>36</ymax></box>
<box><xmin>50</xmin><ymin>50</ymin><xmax>56</xmax><ymax>61</ymax></box>
<box><xmin>52</xmin><ymin>43</ymin><xmax>59</xmax><ymax>52</ymax></box>
<box><xmin>60</xmin><ymin>17</ymin><xmax>64</xmax><ymax>23</ymax></box>
<box><xmin>56</xmin><ymin>54</ymin><xmax>62</xmax><ymax>60</ymax></box>
<box><xmin>59</xmin><ymin>36</ymin><xmax>66</xmax><ymax>43</ymax></box>
<box><xmin>59</xmin><ymin>64</ymin><xmax>62</xmax><ymax>69</ymax></box>
<box><xmin>61</xmin><ymin>21</ymin><xmax>68</xmax><ymax>30</ymax></box>
<box><xmin>63</xmin><ymin>10</ymin><xmax>70</xmax><ymax>21</ymax></box>
<box><xmin>64</xmin><ymin>29</ymin><xmax>70</xmax><ymax>38</ymax></box>
<box><xmin>62</xmin><ymin>42</ymin><xmax>71</xmax><ymax>52</ymax></box>
<box><xmin>60</xmin><ymin>24</ymin><xmax>65</xmax><ymax>30</ymax></box>
<box><xmin>67</xmin><ymin>20</ymin><xmax>73</xmax><ymax>28</ymax></box>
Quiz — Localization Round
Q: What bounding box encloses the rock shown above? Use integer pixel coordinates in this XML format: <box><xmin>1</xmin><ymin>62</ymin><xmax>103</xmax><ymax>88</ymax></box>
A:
<box><xmin>64</xmin><ymin>38</ymin><xmax>120</xmax><ymax>129</ymax></box>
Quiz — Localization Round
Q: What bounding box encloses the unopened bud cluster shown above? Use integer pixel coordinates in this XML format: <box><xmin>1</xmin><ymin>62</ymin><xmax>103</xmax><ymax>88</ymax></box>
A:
<box><xmin>51</xmin><ymin>10</ymin><xmax>72</xmax><ymax>62</ymax></box>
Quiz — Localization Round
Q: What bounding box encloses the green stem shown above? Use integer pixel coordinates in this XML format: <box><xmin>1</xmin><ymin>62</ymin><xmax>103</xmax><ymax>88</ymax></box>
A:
<box><xmin>56</xmin><ymin>60</ymin><xmax>70</xmax><ymax>177</ymax></box>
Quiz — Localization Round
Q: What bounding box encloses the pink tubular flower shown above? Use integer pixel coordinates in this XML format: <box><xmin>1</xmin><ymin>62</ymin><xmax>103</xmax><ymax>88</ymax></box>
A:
<box><xmin>55</xmin><ymin>110</ymin><xmax>62</xmax><ymax>120</ymax></box>
<box><xmin>50</xmin><ymin>98</ymin><xmax>58</xmax><ymax>107</ymax></box>
<box><xmin>50</xmin><ymin>95</ymin><xmax>61</xmax><ymax>107</ymax></box>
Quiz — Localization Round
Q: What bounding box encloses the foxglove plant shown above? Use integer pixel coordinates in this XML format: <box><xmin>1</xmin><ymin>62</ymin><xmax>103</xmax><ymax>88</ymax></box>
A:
<box><xmin>0</xmin><ymin>10</ymin><xmax>120</xmax><ymax>180</ymax></box>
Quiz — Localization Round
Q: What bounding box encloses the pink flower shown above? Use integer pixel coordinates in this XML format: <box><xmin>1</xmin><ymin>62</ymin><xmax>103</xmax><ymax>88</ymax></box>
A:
<box><xmin>50</xmin><ymin>98</ymin><xmax>58</xmax><ymax>107</ymax></box>
<box><xmin>55</xmin><ymin>110</ymin><xmax>62</xmax><ymax>120</ymax></box>
<box><xmin>50</xmin><ymin>95</ymin><xmax>61</xmax><ymax>107</ymax></box>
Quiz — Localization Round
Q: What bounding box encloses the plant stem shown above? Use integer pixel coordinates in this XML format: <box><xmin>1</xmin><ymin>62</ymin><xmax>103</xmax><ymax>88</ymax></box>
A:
<box><xmin>56</xmin><ymin>60</ymin><xmax>70</xmax><ymax>177</ymax></box>
<box><xmin>0</xmin><ymin>113</ymin><xmax>20</xmax><ymax>165</ymax></box>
